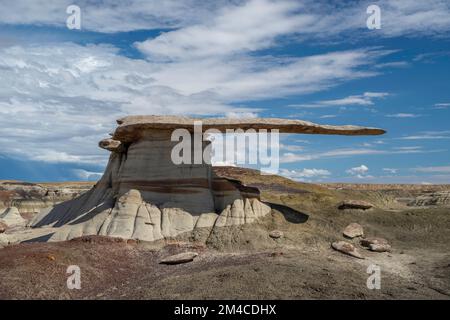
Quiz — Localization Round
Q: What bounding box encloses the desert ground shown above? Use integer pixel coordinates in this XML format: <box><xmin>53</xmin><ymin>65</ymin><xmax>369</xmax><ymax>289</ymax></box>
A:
<box><xmin>0</xmin><ymin>167</ymin><xmax>449</xmax><ymax>299</ymax></box>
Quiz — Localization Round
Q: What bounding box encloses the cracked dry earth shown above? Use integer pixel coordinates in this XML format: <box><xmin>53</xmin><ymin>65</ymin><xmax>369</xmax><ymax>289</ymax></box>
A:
<box><xmin>0</xmin><ymin>167</ymin><xmax>449</xmax><ymax>299</ymax></box>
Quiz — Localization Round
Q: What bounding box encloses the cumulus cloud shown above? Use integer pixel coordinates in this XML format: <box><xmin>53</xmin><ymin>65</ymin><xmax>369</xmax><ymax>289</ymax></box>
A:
<box><xmin>346</xmin><ymin>164</ymin><xmax>369</xmax><ymax>175</ymax></box>
<box><xmin>346</xmin><ymin>165</ymin><xmax>374</xmax><ymax>179</ymax></box>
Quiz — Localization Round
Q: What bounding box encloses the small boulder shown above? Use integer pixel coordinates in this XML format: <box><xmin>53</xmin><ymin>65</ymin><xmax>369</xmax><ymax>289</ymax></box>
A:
<box><xmin>338</xmin><ymin>200</ymin><xmax>373</xmax><ymax>210</ymax></box>
<box><xmin>0</xmin><ymin>222</ymin><xmax>7</xmax><ymax>233</ymax></box>
<box><xmin>343</xmin><ymin>223</ymin><xmax>364</xmax><ymax>238</ymax></box>
<box><xmin>331</xmin><ymin>241</ymin><xmax>364</xmax><ymax>259</ymax></box>
<box><xmin>160</xmin><ymin>252</ymin><xmax>198</xmax><ymax>265</ymax></box>
<box><xmin>369</xmin><ymin>243</ymin><xmax>392</xmax><ymax>252</ymax></box>
<box><xmin>360</xmin><ymin>237</ymin><xmax>389</xmax><ymax>248</ymax></box>
<box><xmin>269</xmin><ymin>230</ymin><xmax>284</xmax><ymax>239</ymax></box>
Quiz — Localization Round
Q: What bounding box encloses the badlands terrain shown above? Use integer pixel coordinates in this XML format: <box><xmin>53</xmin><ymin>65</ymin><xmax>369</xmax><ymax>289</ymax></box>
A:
<box><xmin>0</xmin><ymin>167</ymin><xmax>449</xmax><ymax>299</ymax></box>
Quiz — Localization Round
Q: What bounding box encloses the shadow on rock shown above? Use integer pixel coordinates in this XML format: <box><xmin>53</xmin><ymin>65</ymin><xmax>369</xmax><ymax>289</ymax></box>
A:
<box><xmin>266</xmin><ymin>202</ymin><xmax>309</xmax><ymax>224</ymax></box>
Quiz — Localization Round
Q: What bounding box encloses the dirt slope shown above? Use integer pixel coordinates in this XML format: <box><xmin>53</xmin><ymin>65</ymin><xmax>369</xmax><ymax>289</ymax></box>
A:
<box><xmin>0</xmin><ymin>167</ymin><xmax>449</xmax><ymax>299</ymax></box>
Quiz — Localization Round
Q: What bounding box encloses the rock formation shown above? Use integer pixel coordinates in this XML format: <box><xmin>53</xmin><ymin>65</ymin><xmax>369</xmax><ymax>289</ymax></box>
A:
<box><xmin>331</xmin><ymin>241</ymin><xmax>364</xmax><ymax>259</ymax></box>
<box><xmin>0</xmin><ymin>180</ymin><xmax>92</xmax><ymax>216</ymax></box>
<box><xmin>338</xmin><ymin>200</ymin><xmax>374</xmax><ymax>210</ymax></box>
<box><xmin>159</xmin><ymin>252</ymin><xmax>199</xmax><ymax>265</ymax></box>
<box><xmin>29</xmin><ymin>115</ymin><xmax>385</xmax><ymax>243</ymax></box>
<box><xmin>0</xmin><ymin>207</ymin><xmax>26</xmax><ymax>227</ymax></box>
<box><xmin>410</xmin><ymin>191</ymin><xmax>450</xmax><ymax>207</ymax></box>
<box><xmin>343</xmin><ymin>223</ymin><xmax>364</xmax><ymax>239</ymax></box>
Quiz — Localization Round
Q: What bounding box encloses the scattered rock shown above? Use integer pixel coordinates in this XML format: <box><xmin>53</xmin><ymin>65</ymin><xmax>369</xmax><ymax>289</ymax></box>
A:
<box><xmin>0</xmin><ymin>222</ymin><xmax>7</xmax><ymax>233</ymax></box>
<box><xmin>360</xmin><ymin>237</ymin><xmax>389</xmax><ymax>248</ymax></box>
<box><xmin>269</xmin><ymin>230</ymin><xmax>284</xmax><ymax>239</ymax></box>
<box><xmin>160</xmin><ymin>252</ymin><xmax>198</xmax><ymax>265</ymax></box>
<box><xmin>343</xmin><ymin>223</ymin><xmax>364</xmax><ymax>238</ymax></box>
<box><xmin>331</xmin><ymin>241</ymin><xmax>364</xmax><ymax>259</ymax></box>
<box><xmin>369</xmin><ymin>243</ymin><xmax>391</xmax><ymax>252</ymax></box>
<box><xmin>338</xmin><ymin>200</ymin><xmax>373</xmax><ymax>210</ymax></box>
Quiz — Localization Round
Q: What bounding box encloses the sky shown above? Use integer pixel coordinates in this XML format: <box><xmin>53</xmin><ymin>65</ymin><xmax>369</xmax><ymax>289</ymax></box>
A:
<box><xmin>0</xmin><ymin>0</ymin><xmax>449</xmax><ymax>183</ymax></box>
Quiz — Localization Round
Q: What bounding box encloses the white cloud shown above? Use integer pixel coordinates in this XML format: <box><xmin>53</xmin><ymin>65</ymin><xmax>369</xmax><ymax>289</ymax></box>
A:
<box><xmin>346</xmin><ymin>164</ymin><xmax>374</xmax><ymax>179</ymax></box>
<box><xmin>395</xmin><ymin>146</ymin><xmax>422</xmax><ymax>151</ymax></box>
<box><xmin>0</xmin><ymin>0</ymin><xmax>226</xmax><ymax>33</ymax></box>
<box><xmin>280</xmin><ymin>168</ymin><xmax>331</xmax><ymax>181</ymax></box>
<box><xmin>413</xmin><ymin>165</ymin><xmax>450</xmax><ymax>173</ymax></box>
<box><xmin>346</xmin><ymin>165</ymin><xmax>369</xmax><ymax>175</ymax></box>
<box><xmin>136</xmin><ymin>0</ymin><xmax>305</xmax><ymax>60</ymax></box>
<box><xmin>2</xmin><ymin>0</ymin><xmax>450</xmax><ymax>38</ymax></box>
<box><xmin>374</xmin><ymin>61</ymin><xmax>409</xmax><ymax>69</ymax></box>
<box><xmin>280</xmin><ymin>144</ymin><xmax>304</xmax><ymax>152</ymax></box>
<box><xmin>0</xmin><ymin>0</ymin><xmax>448</xmax><ymax>168</ymax></box>
<box><xmin>398</xmin><ymin>131</ymin><xmax>450</xmax><ymax>140</ymax></box>
<box><xmin>319</xmin><ymin>115</ymin><xmax>337</xmax><ymax>119</ymax></box>
<box><xmin>280</xmin><ymin>146</ymin><xmax>444</xmax><ymax>163</ymax></box>
<box><xmin>72</xmin><ymin>169</ymin><xmax>103</xmax><ymax>180</ymax></box>
<box><xmin>0</xmin><ymin>42</ymin><xmax>390</xmax><ymax>163</ymax></box>
<box><xmin>383</xmin><ymin>168</ymin><xmax>398</xmax><ymax>174</ymax></box>
<box><xmin>291</xmin><ymin>92</ymin><xmax>389</xmax><ymax>108</ymax></box>
<box><xmin>433</xmin><ymin>103</ymin><xmax>450</xmax><ymax>109</ymax></box>
<box><xmin>414</xmin><ymin>51</ymin><xmax>450</xmax><ymax>63</ymax></box>
<box><xmin>386</xmin><ymin>113</ymin><xmax>421</xmax><ymax>118</ymax></box>
<box><xmin>147</xmin><ymin>49</ymin><xmax>385</xmax><ymax>101</ymax></box>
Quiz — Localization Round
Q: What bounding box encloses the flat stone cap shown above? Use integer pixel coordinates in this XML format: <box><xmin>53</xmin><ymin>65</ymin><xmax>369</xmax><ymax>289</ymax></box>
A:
<box><xmin>113</xmin><ymin>115</ymin><xmax>386</xmax><ymax>142</ymax></box>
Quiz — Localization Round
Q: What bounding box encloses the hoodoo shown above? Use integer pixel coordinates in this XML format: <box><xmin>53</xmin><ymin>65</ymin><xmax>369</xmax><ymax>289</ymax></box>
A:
<box><xmin>29</xmin><ymin>115</ymin><xmax>385</xmax><ymax>242</ymax></box>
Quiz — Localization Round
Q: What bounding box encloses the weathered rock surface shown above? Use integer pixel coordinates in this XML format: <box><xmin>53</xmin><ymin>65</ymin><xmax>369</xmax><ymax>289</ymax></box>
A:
<box><xmin>369</xmin><ymin>243</ymin><xmax>391</xmax><ymax>252</ymax></box>
<box><xmin>331</xmin><ymin>241</ymin><xmax>364</xmax><ymax>259</ymax></box>
<box><xmin>98</xmin><ymin>138</ymin><xmax>125</xmax><ymax>153</ymax></box>
<box><xmin>0</xmin><ymin>180</ymin><xmax>92</xmax><ymax>216</ymax></box>
<box><xmin>410</xmin><ymin>191</ymin><xmax>450</xmax><ymax>207</ymax></box>
<box><xmin>0</xmin><ymin>207</ymin><xmax>26</xmax><ymax>226</ymax></box>
<box><xmin>160</xmin><ymin>252</ymin><xmax>198</xmax><ymax>265</ymax></box>
<box><xmin>113</xmin><ymin>115</ymin><xmax>385</xmax><ymax>142</ymax></box>
<box><xmin>338</xmin><ymin>200</ymin><xmax>374</xmax><ymax>210</ymax></box>
<box><xmin>360</xmin><ymin>237</ymin><xmax>389</xmax><ymax>248</ymax></box>
<box><xmin>25</xmin><ymin>115</ymin><xmax>384</xmax><ymax>243</ymax></box>
<box><xmin>343</xmin><ymin>223</ymin><xmax>364</xmax><ymax>238</ymax></box>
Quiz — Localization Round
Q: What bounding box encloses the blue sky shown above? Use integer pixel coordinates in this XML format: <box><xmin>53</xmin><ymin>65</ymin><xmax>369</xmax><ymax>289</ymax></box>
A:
<box><xmin>0</xmin><ymin>0</ymin><xmax>449</xmax><ymax>183</ymax></box>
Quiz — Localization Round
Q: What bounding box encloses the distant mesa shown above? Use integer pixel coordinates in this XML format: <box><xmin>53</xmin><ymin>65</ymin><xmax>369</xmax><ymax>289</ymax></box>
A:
<box><xmin>24</xmin><ymin>115</ymin><xmax>385</xmax><ymax>243</ymax></box>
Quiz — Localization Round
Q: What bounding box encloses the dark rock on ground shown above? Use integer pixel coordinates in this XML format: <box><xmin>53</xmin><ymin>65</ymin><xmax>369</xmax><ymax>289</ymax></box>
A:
<box><xmin>338</xmin><ymin>200</ymin><xmax>373</xmax><ymax>210</ymax></box>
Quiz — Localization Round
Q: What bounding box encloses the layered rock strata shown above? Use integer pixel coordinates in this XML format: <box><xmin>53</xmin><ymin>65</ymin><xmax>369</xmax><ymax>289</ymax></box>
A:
<box><xmin>30</xmin><ymin>115</ymin><xmax>385</xmax><ymax>242</ymax></box>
